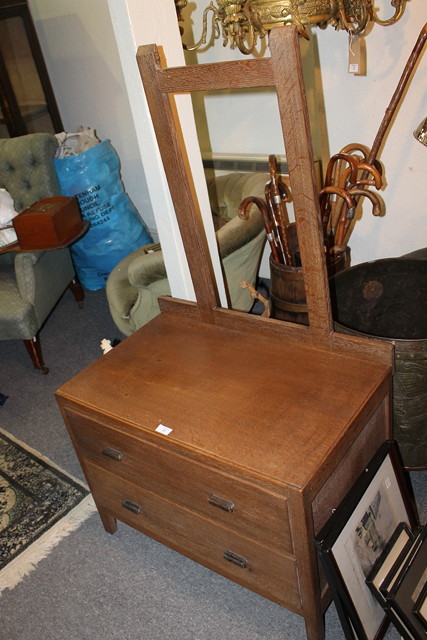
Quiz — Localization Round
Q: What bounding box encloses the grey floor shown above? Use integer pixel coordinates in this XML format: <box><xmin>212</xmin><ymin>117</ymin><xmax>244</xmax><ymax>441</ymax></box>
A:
<box><xmin>0</xmin><ymin>287</ymin><xmax>424</xmax><ymax>640</ymax></box>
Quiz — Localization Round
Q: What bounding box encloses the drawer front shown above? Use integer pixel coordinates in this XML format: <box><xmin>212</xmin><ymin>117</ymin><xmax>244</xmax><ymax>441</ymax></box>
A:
<box><xmin>66</xmin><ymin>409</ymin><xmax>293</xmax><ymax>556</ymax></box>
<box><xmin>86</xmin><ymin>461</ymin><xmax>301</xmax><ymax>611</ymax></box>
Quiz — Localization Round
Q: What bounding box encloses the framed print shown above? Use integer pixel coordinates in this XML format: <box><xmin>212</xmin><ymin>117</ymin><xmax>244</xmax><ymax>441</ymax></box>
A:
<box><xmin>366</xmin><ymin>522</ymin><xmax>415</xmax><ymax>606</ymax></box>
<box><xmin>413</xmin><ymin>579</ymin><xmax>427</xmax><ymax>630</ymax></box>
<box><xmin>315</xmin><ymin>441</ymin><xmax>419</xmax><ymax>640</ymax></box>
<box><xmin>388</xmin><ymin>525</ymin><xmax>427</xmax><ymax>639</ymax></box>
<box><xmin>380</xmin><ymin>525</ymin><xmax>424</xmax><ymax>602</ymax></box>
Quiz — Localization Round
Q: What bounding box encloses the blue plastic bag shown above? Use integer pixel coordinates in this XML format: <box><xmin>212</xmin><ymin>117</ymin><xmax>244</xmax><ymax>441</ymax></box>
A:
<box><xmin>54</xmin><ymin>139</ymin><xmax>152</xmax><ymax>290</ymax></box>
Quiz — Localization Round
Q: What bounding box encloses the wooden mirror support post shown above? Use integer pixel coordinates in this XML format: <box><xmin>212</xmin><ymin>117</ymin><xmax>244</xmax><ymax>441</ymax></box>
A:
<box><xmin>56</xmin><ymin>27</ymin><xmax>396</xmax><ymax>640</ymax></box>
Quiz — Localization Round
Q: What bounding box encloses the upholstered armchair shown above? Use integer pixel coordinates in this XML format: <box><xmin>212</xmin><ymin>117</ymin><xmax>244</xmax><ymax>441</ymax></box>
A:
<box><xmin>0</xmin><ymin>133</ymin><xmax>83</xmax><ymax>373</ymax></box>
<box><xmin>106</xmin><ymin>172</ymin><xmax>268</xmax><ymax>336</ymax></box>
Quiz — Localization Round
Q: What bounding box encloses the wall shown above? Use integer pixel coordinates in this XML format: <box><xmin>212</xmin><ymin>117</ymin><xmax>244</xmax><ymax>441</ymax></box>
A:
<box><xmin>181</xmin><ymin>2</ymin><xmax>427</xmax><ymax>266</ymax></box>
<box><xmin>182</xmin><ymin>20</ymin><xmax>325</xmax><ymax>164</ymax></box>
<box><xmin>28</xmin><ymin>0</ymin><xmax>227</xmax><ymax>304</ymax></box>
<box><xmin>28</xmin><ymin>0</ymin><xmax>156</xmax><ymax>235</ymax></box>
<box><xmin>29</xmin><ymin>0</ymin><xmax>426</xmax><ymax>287</ymax></box>
<box><xmin>316</xmin><ymin>7</ymin><xmax>427</xmax><ymax>264</ymax></box>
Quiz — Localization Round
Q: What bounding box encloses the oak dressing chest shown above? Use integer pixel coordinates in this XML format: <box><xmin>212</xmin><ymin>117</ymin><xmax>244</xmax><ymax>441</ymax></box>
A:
<box><xmin>56</xmin><ymin>27</ymin><xmax>394</xmax><ymax>640</ymax></box>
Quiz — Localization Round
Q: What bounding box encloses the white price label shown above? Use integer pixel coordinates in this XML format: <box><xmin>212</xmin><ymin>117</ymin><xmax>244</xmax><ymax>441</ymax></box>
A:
<box><xmin>156</xmin><ymin>424</ymin><xmax>173</xmax><ymax>436</ymax></box>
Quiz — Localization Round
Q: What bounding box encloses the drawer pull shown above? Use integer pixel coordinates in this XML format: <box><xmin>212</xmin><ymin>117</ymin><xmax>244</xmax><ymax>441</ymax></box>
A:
<box><xmin>121</xmin><ymin>500</ymin><xmax>142</xmax><ymax>515</ymax></box>
<box><xmin>208</xmin><ymin>494</ymin><xmax>235</xmax><ymax>513</ymax></box>
<box><xmin>223</xmin><ymin>550</ymin><xmax>248</xmax><ymax>569</ymax></box>
<box><xmin>102</xmin><ymin>446</ymin><xmax>124</xmax><ymax>462</ymax></box>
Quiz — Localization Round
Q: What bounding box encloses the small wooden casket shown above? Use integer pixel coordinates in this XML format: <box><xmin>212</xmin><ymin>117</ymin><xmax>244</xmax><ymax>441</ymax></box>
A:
<box><xmin>13</xmin><ymin>196</ymin><xmax>83</xmax><ymax>250</ymax></box>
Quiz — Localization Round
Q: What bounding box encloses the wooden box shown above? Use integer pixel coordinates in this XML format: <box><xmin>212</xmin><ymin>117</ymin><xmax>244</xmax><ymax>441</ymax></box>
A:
<box><xmin>13</xmin><ymin>196</ymin><xmax>83</xmax><ymax>249</ymax></box>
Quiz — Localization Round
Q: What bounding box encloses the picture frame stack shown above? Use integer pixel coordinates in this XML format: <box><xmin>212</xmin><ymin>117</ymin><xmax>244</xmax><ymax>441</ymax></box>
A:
<box><xmin>315</xmin><ymin>440</ymin><xmax>426</xmax><ymax>640</ymax></box>
<box><xmin>368</xmin><ymin>524</ymin><xmax>426</xmax><ymax>640</ymax></box>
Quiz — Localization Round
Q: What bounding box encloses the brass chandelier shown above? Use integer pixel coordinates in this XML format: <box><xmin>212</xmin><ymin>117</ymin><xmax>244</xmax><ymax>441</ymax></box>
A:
<box><xmin>175</xmin><ymin>0</ymin><xmax>407</xmax><ymax>53</ymax></box>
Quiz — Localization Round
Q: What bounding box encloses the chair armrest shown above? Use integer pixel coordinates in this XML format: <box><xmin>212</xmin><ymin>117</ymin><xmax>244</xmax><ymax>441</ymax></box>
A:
<box><xmin>127</xmin><ymin>248</ymin><xmax>167</xmax><ymax>288</ymax></box>
<box><xmin>217</xmin><ymin>209</ymin><xmax>264</xmax><ymax>259</ymax></box>
<box><xmin>15</xmin><ymin>248</ymin><xmax>75</xmax><ymax>325</ymax></box>
<box><xmin>14</xmin><ymin>252</ymin><xmax>44</xmax><ymax>304</ymax></box>
<box><xmin>207</xmin><ymin>172</ymin><xmax>269</xmax><ymax>222</ymax></box>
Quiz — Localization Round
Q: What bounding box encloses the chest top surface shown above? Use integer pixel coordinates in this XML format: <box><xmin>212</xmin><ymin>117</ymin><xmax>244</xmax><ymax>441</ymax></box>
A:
<box><xmin>57</xmin><ymin>313</ymin><xmax>390</xmax><ymax>490</ymax></box>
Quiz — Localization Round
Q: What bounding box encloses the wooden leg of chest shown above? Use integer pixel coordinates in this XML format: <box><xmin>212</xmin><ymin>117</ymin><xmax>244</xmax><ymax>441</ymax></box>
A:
<box><xmin>99</xmin><ymin>509</ymin><xmax>117</xmax><ymax>534</ymax></box>
<box><xmin>291</xmin><ymin>494</ymin><xmax>326</xmax><ymax>640</ymax></box>
<box><xmin>304</xmin><ymin>615</ymin><xmax>325</xmax><ymax>640</ymax></box>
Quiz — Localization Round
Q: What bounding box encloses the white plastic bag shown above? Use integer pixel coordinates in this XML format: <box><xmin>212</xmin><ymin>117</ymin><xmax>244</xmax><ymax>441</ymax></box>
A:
<box><xmin>0</xmin><ymin>189</ymin><xmax>18</xmax><ymax>247</ymax></box>
<box><xmin>54</xmin><ymin>126</ymin><xmax>101</xmax><ymax>159</ymax></box>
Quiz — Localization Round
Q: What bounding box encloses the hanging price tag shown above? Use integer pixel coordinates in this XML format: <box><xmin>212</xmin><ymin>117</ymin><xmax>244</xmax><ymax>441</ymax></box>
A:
<box><xmin>348</xmin><ymin>34</ymin><xmax>366</xmax><ymax>76</ymax></box>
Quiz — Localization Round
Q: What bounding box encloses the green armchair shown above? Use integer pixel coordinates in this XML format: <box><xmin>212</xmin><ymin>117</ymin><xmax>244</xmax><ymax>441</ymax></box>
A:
<box><xmin>0</xmin><ymin>133</ymin><xmax>83</xmax><ymax>373</ymax></box>
<box><xmin>106</xmin><ymin>172</ymin><xmax>268</xmax><ymax>335</ymax></box>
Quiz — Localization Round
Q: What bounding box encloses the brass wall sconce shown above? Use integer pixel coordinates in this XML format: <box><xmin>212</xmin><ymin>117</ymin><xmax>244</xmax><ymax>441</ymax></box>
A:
<box><xmin>175</xmin><ymin>0</ymin><xmax>407</xmax><ymax>54</ymax></box>
<box><xmin>414</xmin><ymin>117</ymin><xmax>427</xmax><ymax>146</ymax></box>
<box><xmin>175</xmin><ymin>0</ymin><xmax>187</xmax><ymax>35</ymax></box>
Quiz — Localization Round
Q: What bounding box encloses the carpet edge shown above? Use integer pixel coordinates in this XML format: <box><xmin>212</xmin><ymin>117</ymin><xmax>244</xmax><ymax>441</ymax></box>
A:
<box><xmin>0</xmin><ymin>425</ymin><xmax>88</xmax><ymax>490</ymax></box>
<box><xmin>0</xmin><ymin>494</ymin><xmax>96</xmax><ymax>595</ymax></box>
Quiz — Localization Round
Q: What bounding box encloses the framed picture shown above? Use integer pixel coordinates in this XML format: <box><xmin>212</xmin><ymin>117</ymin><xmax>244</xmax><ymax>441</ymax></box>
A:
<box><xmin>413</xmin><ymin>579</ymin><xmax>427</xmax><ymax>629</ymax></box>
<box><xmin>368</xmin><ymin>523</ymin><xmax>424</xmax><ymax>640</ymax></box>
<box><xmin>366</xmin><ymin>522</ymin><xmax>415</xmax><ymax>606</ymax></box>
<box><xmin>388</xmin><ymin>525</ymin><xmax>427</xmax><ymax>639</ymax></box>
<box><xmin>315</xmin><ymin>441</ymin><xmax>419</xmax><ymax>640</ymax></box>
<box><xmin>379</xmin><ymin>525</ymin><xmax>424</xmax><ymax>602</ymax></box>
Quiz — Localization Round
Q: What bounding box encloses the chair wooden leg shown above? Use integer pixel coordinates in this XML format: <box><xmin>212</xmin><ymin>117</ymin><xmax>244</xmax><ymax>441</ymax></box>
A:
<box><xmin>23</xmin><ymin>336</ymin><xmax>49</xmax><ymax>374</ymax></box>
<box><xmin>68</xmin><ymin>277</ymin><xmax>84</xmax><ymax>308</ymax></box>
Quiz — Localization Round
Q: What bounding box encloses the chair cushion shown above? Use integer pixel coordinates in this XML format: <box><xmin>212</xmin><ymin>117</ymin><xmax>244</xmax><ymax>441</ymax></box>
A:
<box><xmin>207</xmin><ymin>172</ymin><xmax>268</xmax><ymax>222</ymax></box>
<box><xmin>0</xmin><ymin>134</ymin><xmax>60</xmax><ymax>212</ymax></box>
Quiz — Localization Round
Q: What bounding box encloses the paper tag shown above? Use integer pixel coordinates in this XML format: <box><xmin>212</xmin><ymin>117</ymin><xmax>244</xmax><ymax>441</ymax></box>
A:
<box><xmin>156</xmin><ymin>424</ymin><xmax>173</xmax><ymax>436</ymax></box>
<box><xmin>348</xmin><ymin>34</ymin><xmax>366</xmax><ymax>76</ymax></box>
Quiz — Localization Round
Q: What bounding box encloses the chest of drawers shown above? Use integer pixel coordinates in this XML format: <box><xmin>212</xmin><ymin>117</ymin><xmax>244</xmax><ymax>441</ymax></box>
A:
<box><xmin>56</xmin><ymin>310</ymin><xmax>392</xmax><ymax>640</ymax></box>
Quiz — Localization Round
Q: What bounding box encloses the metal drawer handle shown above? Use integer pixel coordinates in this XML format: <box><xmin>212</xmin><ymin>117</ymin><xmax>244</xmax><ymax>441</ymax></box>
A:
<box><xmin>102</xmin><ymin>446</ymin><xmax>124</xmax><ymax>462</ymax></box>
<box><xmin>223</xmin><ymin>550</ymin><xmax>248</xmax><ymax>569</ymax></box>
<box><xmin>121</xmin><ymin>500</ymin><xmax>142</xmax><ymax>515</ymax></box>
<box><xmin>208</xmin><ymin>494</ymin><xmax>235</xmax><ymax>513</ymax></box>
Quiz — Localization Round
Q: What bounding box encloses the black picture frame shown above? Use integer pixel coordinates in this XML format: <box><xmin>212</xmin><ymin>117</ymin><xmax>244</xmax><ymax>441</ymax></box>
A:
<box><xmin>379</xmin><ymin>525</ymin><xmax>424</xmax><ymax>602</ymax></box>
<box><xmin>315</xmin><ymin>441</ymin><xmax>419</xmax><ymax>640</ymax></box>
<box><xmin>388</xmin><ymin>525</ymin><xmax>427</xmax><ymax>640</ymax></box>
<box><xmin>368</xmin><ymin>523</ymin><xmax>424</xmax><ymax>640</ymax></box>
<box><xmin>366</xmin><ymin>522</ymin><xmax>415</xmax><ymax>606</ymax></box>
<box><xmin>413</xmin><ymin>579</ymin><xmax>427</xmax><ymax>630</ymax></box>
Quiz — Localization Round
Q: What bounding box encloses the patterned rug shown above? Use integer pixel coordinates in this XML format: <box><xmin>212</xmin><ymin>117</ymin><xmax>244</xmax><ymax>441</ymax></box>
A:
<box><xmin>0</xmin><ymin>428</ymin><xmax>95</xmax><ymax>594</ymax></box>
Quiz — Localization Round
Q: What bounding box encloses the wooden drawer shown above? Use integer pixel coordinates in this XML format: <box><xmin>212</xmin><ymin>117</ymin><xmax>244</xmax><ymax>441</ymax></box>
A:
<box><xmin>65</xmin><ymin>408</ymin><xmax>293</xmax><ymax>556</ymax></box>
<box><xmin>85</xmin><ymin>461</ymin><xmax>301</xmax><ymax>612</ymax></box>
